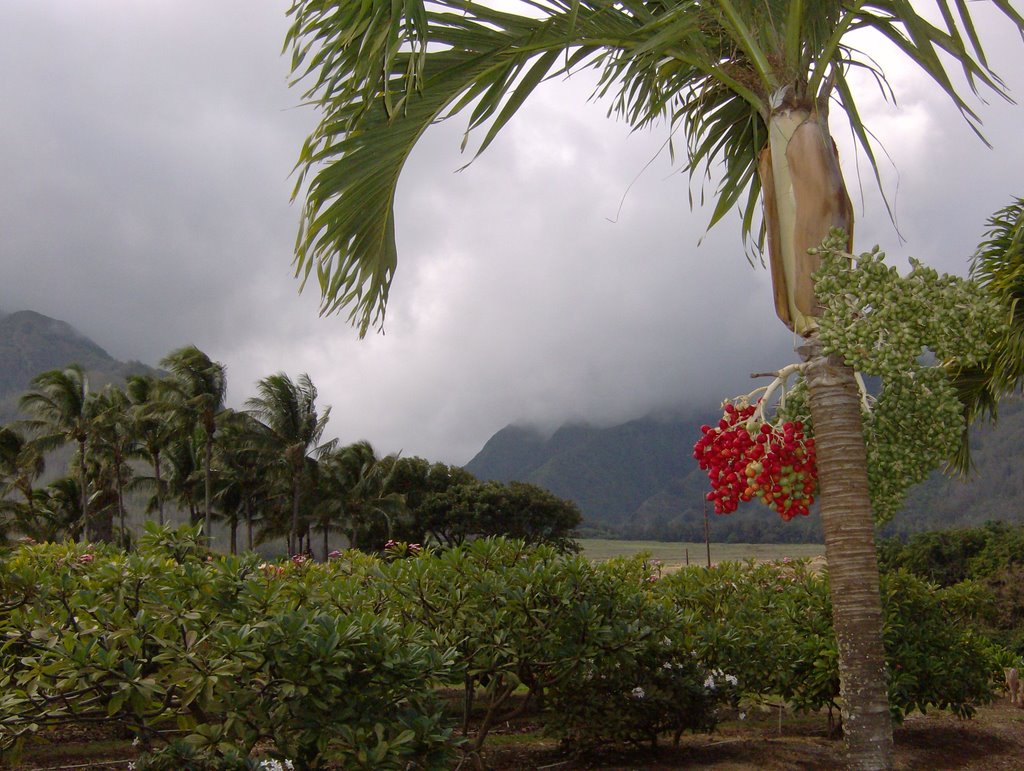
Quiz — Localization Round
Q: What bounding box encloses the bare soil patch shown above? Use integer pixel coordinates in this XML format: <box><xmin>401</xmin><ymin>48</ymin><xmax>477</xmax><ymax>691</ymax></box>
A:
<box><xmin>477</xmin><ymin>697</ymin><xmax>1024</xmax><ymax>770</ymax></box>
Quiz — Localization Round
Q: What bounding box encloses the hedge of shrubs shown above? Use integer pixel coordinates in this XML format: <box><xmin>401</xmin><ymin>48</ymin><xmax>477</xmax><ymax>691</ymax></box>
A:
<box><xmin>879</xmin><ymin>522</ymin><xmax>1024</xmax><ymax>655</ymax></box>
<box><xmin>0</xmin><ymin>526</ymin><xmax>1010</xmax><ymax>768</ymax></box>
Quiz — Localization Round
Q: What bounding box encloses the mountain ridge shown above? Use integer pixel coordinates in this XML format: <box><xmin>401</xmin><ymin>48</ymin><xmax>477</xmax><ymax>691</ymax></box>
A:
<box><xmin>466</xmin><ymin>398</ymin><xmax>1024</xmax><ymax>541</ymax></box>
<box><xmin>0</xmin><ymin>309</ymin><xmax>160</xmax><ymax>422</ymax></box>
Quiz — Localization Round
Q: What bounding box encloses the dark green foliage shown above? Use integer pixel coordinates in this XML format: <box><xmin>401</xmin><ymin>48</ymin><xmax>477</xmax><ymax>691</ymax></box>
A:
<box><xmin>539</xmin><ymin>557</ymin><xmax>727</xmax><ymax>748</ymax></box>
<box><xmin>134</xmin><ymin>741</ymin><xmax>260</xmax><ymax>770</ymax></box>
<box><xmin>659</xmin><ymin>560</ymin><xmax>1004</xmax><ymax>723</ymax></box>
<box><xmin>417</xmin><ymin>480</ymin><xmax>581</xmax><ymax>550</ymax></box>
<box><xmin>877</xmin><ymin>521</ymin><xmax>1024</xmax><ymax>585</ymax></box>
<box><xmin>879</xmin><ymin>522</ymin><xmax>1024</xmax><ymax>655</ymax></box>
<box><xmin>0</xmin><ymin>528</ymin><xmax>457</xmax><ymax>770</ymax></box>
<box><xmin>882</xmin><ymin>571</ymin><xmax>1003</xmax><ymax>719</ymax></box>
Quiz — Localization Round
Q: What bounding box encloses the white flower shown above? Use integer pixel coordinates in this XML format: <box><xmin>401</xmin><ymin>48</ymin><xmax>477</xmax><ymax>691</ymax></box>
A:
<box><xmin>631</xmin><ymin>686</ymin><xmax>646</xmax><ymax>699</ymax></box>
<box><xmin>662</xmin><ymin>662</ymin><xmax>673</xmax><ymax>670</ymax></box>
<box><xmin>704</xmin><ymin>675</ymin><xmax>716</xmax><ymax>689</ymax></box>
<box><xmin>725</xmin><ymin>674</ymin><xmax>738</xmax><ymax>686</ymax></box>
<box><xmin>739</xmin><ymin>711</ymin><xmax>747</xmax><ymax>721</ymax></box>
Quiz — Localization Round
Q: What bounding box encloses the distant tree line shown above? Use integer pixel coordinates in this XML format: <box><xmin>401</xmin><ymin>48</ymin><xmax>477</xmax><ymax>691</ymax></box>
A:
<box><xmin>0</xmin><ymin>346</ymin><xmax>580</xmax><ymax>556</ymax></box>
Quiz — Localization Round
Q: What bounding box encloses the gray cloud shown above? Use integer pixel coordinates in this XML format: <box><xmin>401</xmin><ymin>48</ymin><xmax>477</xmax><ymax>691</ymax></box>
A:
<box><xmin>1</xmin><ymin>2</ymin><xmax>1021</xmax><ymax>465</ymax></box>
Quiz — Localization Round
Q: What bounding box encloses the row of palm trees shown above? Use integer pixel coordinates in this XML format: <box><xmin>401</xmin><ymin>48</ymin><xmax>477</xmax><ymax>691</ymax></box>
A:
<box><xmin>0</xmin><ymin>345</ymin><xmax>403</xmax><ymax>557</ymax></box>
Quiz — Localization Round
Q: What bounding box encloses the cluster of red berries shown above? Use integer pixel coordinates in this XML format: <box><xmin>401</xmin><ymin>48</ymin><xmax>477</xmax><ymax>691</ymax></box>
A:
<box><xmin>693</xmin><ymin>402</ymin><xmax>818</xmax><ymax>521</ymax></box>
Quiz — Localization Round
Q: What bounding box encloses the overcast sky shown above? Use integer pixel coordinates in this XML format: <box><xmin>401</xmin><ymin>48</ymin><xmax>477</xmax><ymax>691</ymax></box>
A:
<box><xmin>1</xmin><ymin>2</ymin><xmax>1022</xmax><ymax>465</ymax></box>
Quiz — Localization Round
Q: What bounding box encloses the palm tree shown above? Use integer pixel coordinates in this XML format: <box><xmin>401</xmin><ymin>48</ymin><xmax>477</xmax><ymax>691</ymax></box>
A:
<box><xmin>212</xmin><ymin>409</ymin><xmax>273</xmax><ymax>553</ymax></box>
<box><xmin>89</xmin><ymin>386</ymin><xmax>138</xmax><ymax>548</ymax></box>
<box><xmin>283</xmin><ymin>3</ymin><xmax>1024</xmax><ymax>765</ymax></box>
<box><xmin>954</xmin><ymin>196</ymin><xmax>1024</xmax><ymax>463</ymax></box>
<box><xmin>315</xmin><ymin>440</ymin><xmax>404</xmax><ymax>557</ymax></box>
<box><xmin>163</xmin><ymin>433</ymin><xmax>202</xmax><ymax>527</ymax></box>
<box><xmin>246</xmin><ymin>372</ymin><xmax>334</xmax><ymax>555</ymax></box>
<box><xmin>0</xmin><ymin>425</ymin><xmax>46</xmax><ymax>539</ymax></box>
<box><xmin>161</xmin><ymin>346</ymin><xmax>227</xmax><ymax>546</ymax></box>
<box><xmin>37</xmin><ymin>477</ymin><xmax>85</xmax><ymax>542</ymax></box>
<box><xmin>19</xmin><ymin>365</ymin><xmax>98</xmax><ymax>540</ymax></box>
<box><xmin>126</xmin><ymin>374</ymin><xmax>176</xmax><ymax>526</ymax></box>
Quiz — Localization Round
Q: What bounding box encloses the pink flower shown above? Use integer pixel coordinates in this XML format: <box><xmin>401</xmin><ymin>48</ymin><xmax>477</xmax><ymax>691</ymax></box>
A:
<box><xmin>409</xmin><ymin>543</ymin><xmax>422</xmax><ymax>554</ymax></box>
<box><xmin>384</xmin><ymin>540</ymin><xmax>398</xmax><ymax>549</ymax></box>
<box><xmin>78</xmin><ymin>553</ymin><xmax>94</xmax><ymax>564</ymax></box>
<box><xmin>328</xmin><ymin>550</ymin><xmax>342</xmax><ymax>559</ymax></box>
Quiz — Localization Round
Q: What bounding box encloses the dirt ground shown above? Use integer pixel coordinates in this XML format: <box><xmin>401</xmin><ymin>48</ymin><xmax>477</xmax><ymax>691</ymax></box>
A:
<box><xmin>477</xmin><ymin>697</ymin><xmax>1024</xmax><ymax>770</ymax></box>
<box><xmin>6</xmin><ymin>697</ymin><xmax>1023</xmax><ymax>769</ymax></box>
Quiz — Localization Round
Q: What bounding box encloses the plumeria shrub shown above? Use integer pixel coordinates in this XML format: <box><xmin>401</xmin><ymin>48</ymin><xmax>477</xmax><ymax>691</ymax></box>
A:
<box><xmin>0</xmin><ymin>532</ymin><xmax>1010</xmax><ymax>763</ymax></box>
<box><xmin>0</xmin><ymin>528</ymin><xmax>457</xmax><ymax>769</ymax></box>
<box><xmin>658</xmin><ymin>560</ymin><xmax>1004</xmax><ymax>724</ymax></box>
<box><xmin>540</xmin><ymin>556</ymin><xmax>731</xmax><ymax>748</ymax></box>
<box><xmin>371</xmin><ymin>539</ymin><xmax>727</xmax><ymax>750</ymax></box>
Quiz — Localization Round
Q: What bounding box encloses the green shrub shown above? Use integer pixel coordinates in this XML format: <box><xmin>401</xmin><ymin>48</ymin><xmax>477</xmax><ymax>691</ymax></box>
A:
<box><xmin>0</xmin><ymin>531</ymin><xmax>1011</xmax><ymax>763</ymax></box>
<box><xmin>659</xmin><ymin>559</ymin><xmax>1004</xmax><ymax>724</ymax></box>
<box><xmin>0</xmin><ymin>529</ymin><xmax>458</xmax><ymax>769</ymax></box>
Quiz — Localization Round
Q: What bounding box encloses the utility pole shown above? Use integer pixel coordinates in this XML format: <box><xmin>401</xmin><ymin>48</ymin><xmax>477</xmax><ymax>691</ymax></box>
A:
<box><xmin>703</xmin><ymin>498</ymin><xmax>711</xmax><ymax>568</ymax></box>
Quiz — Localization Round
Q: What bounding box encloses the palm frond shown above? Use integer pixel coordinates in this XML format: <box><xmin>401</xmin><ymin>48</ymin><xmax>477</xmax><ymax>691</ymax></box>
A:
<box><xmin>286</xmin><ymin>0</ymin><xmax>1024</xmax><ymax>333</ymax></box>
<box><xmin>949</xmin><ymin>195</ymin><xmax>1024</xmax><ymax>473</ymax></box>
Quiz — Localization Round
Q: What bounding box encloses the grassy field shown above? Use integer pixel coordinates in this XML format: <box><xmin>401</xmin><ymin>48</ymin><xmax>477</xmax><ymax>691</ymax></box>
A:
<box><xmin>579</xmin><ymin>538</ymin><xmax>824</xmax><ymax>571</ymax></box>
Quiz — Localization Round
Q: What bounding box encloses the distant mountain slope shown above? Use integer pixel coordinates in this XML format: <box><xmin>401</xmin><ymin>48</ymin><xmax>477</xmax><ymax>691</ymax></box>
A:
<box><xmin>466</xmin><ymin>397</ymin><xmax>1024</xmax><ymax>542</ymax></box>
<box><xmin>0</xmin><ymin>309</ymin><xmax>159</xmax><ymax>422</ymax></box>
<box><xmin>467</xmin><ymin>414</ymin><xmax>699</xmax><ymax>527</ymax></box>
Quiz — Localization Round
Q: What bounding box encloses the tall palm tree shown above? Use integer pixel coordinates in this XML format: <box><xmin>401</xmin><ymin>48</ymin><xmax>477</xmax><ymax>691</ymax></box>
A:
<box><xmin>161</xmin><ymin>346</ymin><xmax>227</xmax><ymax>546</ymax></box>
<box><xmin>19</xmin><ymin>365</ymin><xmax>98</xmax><ymax>540</ymax></box>
<box><xmin>88</xmin><ymin>386</ymin><xmax>136</xmax><ymax>548</ymax></box>
<box><xmin>283</xmin><ymin>3</ymin><xmax>1024</xmax><ymax>765</ymax></box>
<box><xmin>126</xmin><ymin>374</ymin><xmax>176</xmax><ymax>526</ymax></box>
<box><xmin>163</xmin><ymin>433</ymin><xmax>202</xmax><ymax>527</ymax></box>
<box><xmin>212</xmin><ymin>409</ymin><xmax>272</xmax><ymax>553</ymax></box>
<box><xmin>246</xmin><ymin>372</ymin><xmax>334</xmax><ymax>555</ymax></box>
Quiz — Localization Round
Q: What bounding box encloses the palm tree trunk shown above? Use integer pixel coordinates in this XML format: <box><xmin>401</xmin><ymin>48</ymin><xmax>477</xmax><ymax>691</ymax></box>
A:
<box><xmin>802</xmin><ymin>338</ymin><xmax>893</xmax><ymax>770</ymax></box>
<box><xmin>291</xmin><ymin>470</ymin><xmax>301</xmax><ymax>556</ymax></box>
<box><xmin>114</xmin><ymin>450</ymin><xmax>126</xmax><ymax>549</ymax></box>
<box><xmin>246</xmin><ymin>500</ymin><xmax>254</xmax><ymax>551</ymax></box>
<box><xmin>204</xmin><ymin>435</ymin><xmax>213</xmax><ymax>548</ymax></box>
<box><xmin>154</xmin><ymin>449</ymin><xmax>165</xmax><ymax>527</ymax></box>
<box><xmin>78</xmin><ymin>439</ymin><xmax>89</xmax><ymax>542</ymax></box>
<box><xmin>764</xmin><ymin>107</ymin><xmax>893</xmax><ymax>769</ymax></box>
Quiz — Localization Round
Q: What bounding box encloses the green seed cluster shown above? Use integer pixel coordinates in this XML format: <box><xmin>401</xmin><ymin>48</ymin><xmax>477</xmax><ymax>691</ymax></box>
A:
<box><xmin>862</xmin><ymin>369</ymin><xmax>963</xmax><ymax>523</ymax></box>
<box><xmin>806</xmin><ymin>230</ymin><xmax>1004</xmax><ymax>524</ymax></box>
<box><xmin>814</xmin><ymin>232</ymin><xmax>1004</xmax><ymax>374</ymax></box>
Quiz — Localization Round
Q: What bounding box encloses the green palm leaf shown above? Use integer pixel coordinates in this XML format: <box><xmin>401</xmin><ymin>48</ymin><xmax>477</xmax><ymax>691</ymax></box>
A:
<box><xmin>286</xmin><ymin>0</ymin><xmax>1024</xmax><ymax>334</ymax></box>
